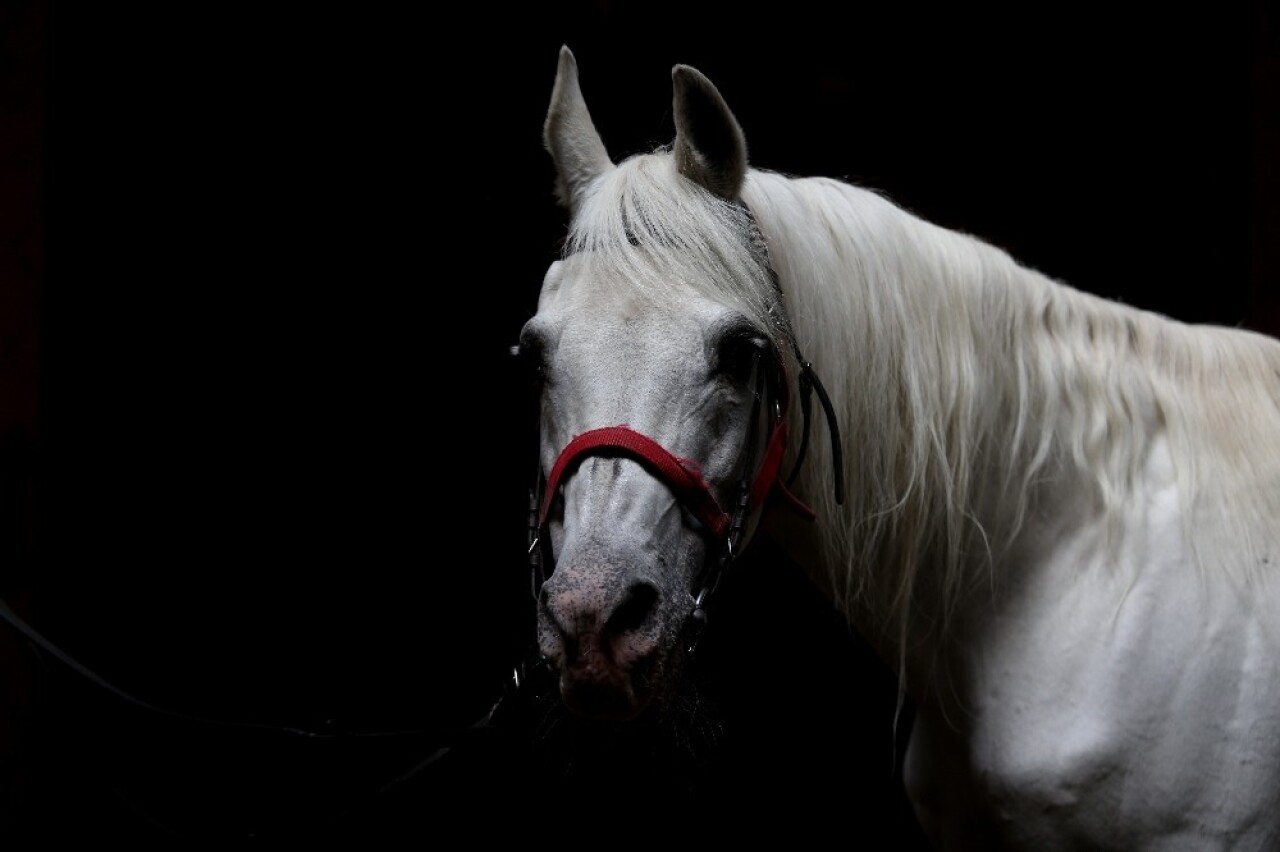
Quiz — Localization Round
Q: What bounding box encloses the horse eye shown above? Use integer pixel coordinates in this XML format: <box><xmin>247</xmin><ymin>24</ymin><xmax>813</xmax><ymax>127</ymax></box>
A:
<box><xmin>516</xmin><ymin>329</ymin><xmax>549</xmax><ymax>385</ymax></box>
<box><xmin>715</xmin><ymin>329</ymin><xmax>766</xmax><ymax>385</ymax></box>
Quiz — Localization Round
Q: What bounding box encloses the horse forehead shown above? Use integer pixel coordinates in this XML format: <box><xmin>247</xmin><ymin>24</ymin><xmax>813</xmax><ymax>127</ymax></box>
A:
<box><xmin>581</xmin><ymin>299</ymin><xmax>705</xmax><ymax>341</ymax></box>
<box><xmin>551</xmin><ymin>286</ymin><xmax>725</xmax><ymax>367</ymax></box>
<box><xmin>541</xmin><ymin>254</ymin><xmax>729</xmax><ymax>333</ymax></box>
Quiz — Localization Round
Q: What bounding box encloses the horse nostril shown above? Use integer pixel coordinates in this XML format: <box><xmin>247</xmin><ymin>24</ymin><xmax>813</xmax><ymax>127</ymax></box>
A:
<box><xmin>606</xmin><ymin>582</ymin><xmax>659</xmax><ymax>634</ymax></box>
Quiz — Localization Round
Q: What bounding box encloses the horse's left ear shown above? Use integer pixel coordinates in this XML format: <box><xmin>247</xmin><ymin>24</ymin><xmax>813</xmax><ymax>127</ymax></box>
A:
<box><xmin>671</xmin><ymin>64</ymin><xmax>748</xmax><ymax>200</ymax></box>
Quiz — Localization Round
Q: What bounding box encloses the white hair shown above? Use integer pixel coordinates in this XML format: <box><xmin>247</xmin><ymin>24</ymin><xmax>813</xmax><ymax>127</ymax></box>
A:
<box><xmin>742</xmin><ymin>168</ymin><xmax>1280</xmax><ymax>681</ymax></box>
<box><xmin>563</xmin><ymin>149</ymin><xmax>1280</xmax><ymax>692</ymax></box>
<box><xmin>562</xmin><ymin>152</ymin><xmax>799</xmax><ymax>374</ymax></box>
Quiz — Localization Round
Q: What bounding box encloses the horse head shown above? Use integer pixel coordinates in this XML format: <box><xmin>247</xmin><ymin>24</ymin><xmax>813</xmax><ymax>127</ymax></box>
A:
<box><xmin>520</xmin><ymin>47</ymin><xmax>807</xmax><ymax>721</ymax></box>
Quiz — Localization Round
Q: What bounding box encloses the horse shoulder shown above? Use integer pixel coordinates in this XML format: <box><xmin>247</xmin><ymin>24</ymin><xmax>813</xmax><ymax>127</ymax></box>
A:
<box><xmin>909</xmin><ymin>436</ymin><xmax>1280</xmax><ymax>850</ymax></box>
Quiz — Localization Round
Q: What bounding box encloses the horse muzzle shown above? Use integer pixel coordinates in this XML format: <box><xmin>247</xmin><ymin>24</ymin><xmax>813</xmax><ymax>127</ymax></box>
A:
<box><xmin>536</xmin><ymin>559</ymin><xmax>689</xmax><ymax>721</ymax></box>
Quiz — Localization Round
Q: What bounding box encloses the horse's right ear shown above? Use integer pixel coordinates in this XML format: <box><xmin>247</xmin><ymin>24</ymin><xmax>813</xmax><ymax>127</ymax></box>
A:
<box><xmin>544</xmin><ymin>46</ymin><xmax>614</xmax><ymax>213</ymax></box>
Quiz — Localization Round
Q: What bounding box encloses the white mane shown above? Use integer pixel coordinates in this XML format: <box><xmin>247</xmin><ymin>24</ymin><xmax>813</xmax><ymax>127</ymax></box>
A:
<box><xmin>565</xmin><ymin>147</ymin><xmax>1280</xmax><ymax>688</ymax></box>
<box><xmin>741</xmin><ymin>169</ymin><xmax>1280</xmax><ymax>667</ymax></box>
<box><xmin>563</xmin><ymin>152</ymin><xmax>797</xmax><ymax>362</ymax></box>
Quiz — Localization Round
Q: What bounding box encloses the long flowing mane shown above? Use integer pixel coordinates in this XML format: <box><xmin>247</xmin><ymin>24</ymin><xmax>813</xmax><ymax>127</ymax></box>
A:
<box><xmin>741</xmin><ymin>169</ymin><xmax>1280</xmax><ymax>658</ymax></box>
<box><xmin>563</xmin><ymin>146</ymin><xmax>1280</xmax><ymax>690</ymax></box>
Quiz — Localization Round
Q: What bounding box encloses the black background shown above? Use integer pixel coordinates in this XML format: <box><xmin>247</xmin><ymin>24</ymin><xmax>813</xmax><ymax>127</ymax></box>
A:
<box><xmin>3</xmin><ymin>1</ymin><xmax>1277</xmax><ymax>845</ymax></box>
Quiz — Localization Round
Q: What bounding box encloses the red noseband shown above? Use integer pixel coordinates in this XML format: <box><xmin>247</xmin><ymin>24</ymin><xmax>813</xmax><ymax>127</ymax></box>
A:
<box><xmin>537</xmin><ymin>419</ymin><xmax>809</xmax><ymax>540</ymax></box>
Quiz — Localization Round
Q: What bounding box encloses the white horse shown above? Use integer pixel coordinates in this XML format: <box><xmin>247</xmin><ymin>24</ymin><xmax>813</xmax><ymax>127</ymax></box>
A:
<box><xmin>521</xmin><ymin>46</ymin><xmax>1280</xmax><ymax>850</ymax></box>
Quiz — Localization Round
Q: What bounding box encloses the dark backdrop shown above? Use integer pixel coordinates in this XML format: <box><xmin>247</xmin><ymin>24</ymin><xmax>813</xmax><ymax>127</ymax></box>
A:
<box><xmin>3</xmin><ymin>2</ymin><xmax>1277</xmax><ymax>845</ymax></box>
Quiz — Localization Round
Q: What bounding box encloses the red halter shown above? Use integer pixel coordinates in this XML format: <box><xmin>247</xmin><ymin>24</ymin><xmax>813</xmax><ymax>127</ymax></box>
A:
<box><xmin>535</xmin><ymin>354</ymin><xmax>816</xmax><ymax>542</ymax></box>
<box><xmin>523</xmin><ymin>338</ymin><xmax>842</xmax><ymax>653</ymax></box>
<box><xmin>536</xmin><ymin>421</ymin><xmax>805</xmax><ymax>538</ymax></box>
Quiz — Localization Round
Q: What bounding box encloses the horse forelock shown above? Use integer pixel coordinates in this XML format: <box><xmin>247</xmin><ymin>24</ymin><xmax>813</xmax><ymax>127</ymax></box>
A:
<box><xmin>561</xmin><ymin>152</ymin><xmax>798</xmax><ymax>364</ymax></box>
<box><xmin>739</xmin><ymin>169</ymin><xmax>1280</xmax><ymax>691</ymax></box>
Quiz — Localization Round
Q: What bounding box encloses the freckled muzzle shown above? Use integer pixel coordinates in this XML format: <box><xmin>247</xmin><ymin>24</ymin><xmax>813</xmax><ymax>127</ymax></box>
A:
<box><xmin>535</xmin><ymin>548</ymin><xmax>676</xmax><ymax>720</ymax></box>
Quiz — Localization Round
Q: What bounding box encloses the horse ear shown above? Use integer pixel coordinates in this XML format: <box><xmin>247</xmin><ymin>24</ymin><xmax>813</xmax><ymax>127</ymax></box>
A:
<box><xmin>671</xmin><ymin>64</ymin><xmax>748</xmax><ymax>200</ymax></box>
<box><xmin>544</xmin><ymin>46</ymin><xmax>614</xmax><ymax>212</ymax></box>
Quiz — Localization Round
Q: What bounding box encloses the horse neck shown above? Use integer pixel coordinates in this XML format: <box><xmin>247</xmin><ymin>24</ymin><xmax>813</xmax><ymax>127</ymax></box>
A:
<box><xmin>745</xmin><ymin>168</ymin><xmax>1280</xmax><ymax>702</ymax></box>
<box><xmin>747</xmin><ymin>171</ymin><xmax>1097</xmax><ymax>677</ymax></box>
